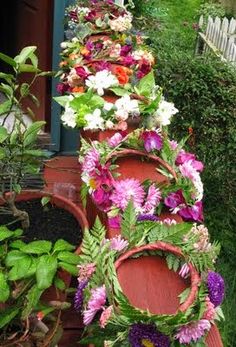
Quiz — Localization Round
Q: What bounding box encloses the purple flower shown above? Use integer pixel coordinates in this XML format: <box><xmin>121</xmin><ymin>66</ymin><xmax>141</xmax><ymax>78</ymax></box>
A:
<box><xmin>137</xmin><ymin>214</ymin><xmax>159</xmax><ymax>222</ymax></box>
<box><xmin>108</xmin><ymin>215</ymin><xmax>121</xmax><ymax>229</ymax></box>
<box><xmin>179</xmin><ymin>201</ymin><xmax>204</xmax><ymax>222</ymax></box>
<box><xmin>207</xmin><ymin>271</ymin><xmax>225</xmax><ymax>307</ymax></box>
<box><xmin>83</xmin><ymin>285</ymin><xmax>106</xmax><ymax>325</ymax></box>
<box><xmin>142</xmin><ymin>184</ymin><xmax>162</xmax><ymax>214</ymax></box>
<box><xmin>108</xmin><ymin>132</ymin><xmax>126</xmax><ymax>147</ymax></box>
<box><xmin>74</xmin><ymin>280</ymin><xmax>88</xmax><ymax>312</ymax></box>
<box><xmin>120</xmin><ymin>45</ymin><xmax>133</xmax><ymax>57</ymax></box>
<box><xmin>86</xmin><ymin>41</ymin><xmax>95</xmax><ymax>51</ymax></box>
<box><xmin>164</xmin><ymin>190</ymin><xmax>185</xmax><ymax>209</ymax></box>
<box><xmin>129</xmin><ymin>323</ymin><xmax>170</xmax><ymax>347</ymax></box>
<box><xmin>93</xmin><ymin>61</ymin><xmax>112</xmax><ymax>72</ymax></box>
<box><xmin>175</xmin><ymin>320</ymin><xmax>211</xmax><ymax>344</ymax></box>
<box><xmin>75</xmin><ymin>66</ymin><xmax>89</xmax><ymax>79</ymax></box>
<box><xmin>141</xmin><ymin>131</ymin><xmax>163</xmax><ymax>152</ymax></box>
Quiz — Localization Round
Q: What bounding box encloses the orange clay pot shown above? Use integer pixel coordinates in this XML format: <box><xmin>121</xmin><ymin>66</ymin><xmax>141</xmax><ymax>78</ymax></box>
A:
<box><xmin>0</xmin><ymin>190</ymin><xmax>89</xmax><ymax>303</ymax></box>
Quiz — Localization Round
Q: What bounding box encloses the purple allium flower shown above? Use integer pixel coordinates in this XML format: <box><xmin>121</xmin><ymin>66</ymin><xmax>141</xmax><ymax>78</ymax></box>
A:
<box><xmin>207</xmin><ymin>271</ymin><xmax>225</xmax><ymax>307</ymax></box>
<box><xmin>83</xmin><ymin>285</ymin><xmax>106</xmax><ymax>325</ymax></box>
<box><xmin>164</xmin><ymin>190</ymin><xmax>185</xmax><ymax>209</ymax></box>
<box><xmin>129</xmin><ymin>323</ymin><xmax>171</xmax><ymax>347</ymax></box>
<box><xmin>110</xmin><ymin>235</ymin><xmax>129</xmax><ymax>252</ymax></box>
<box><xmin>142</xmin><ymin>184</ymin><xmax>162</xmax><ymax>214</ymax></box>
<box><xmin>175</xmin><ymin>319</ymin><xmax>211</xmax><ymax>344</ymax></box>
<box><xmin>110</xmin><ymin>179</ymin><xmax>145</xmax><ymax>211</ymax></box>
<box><xmin>74</xmin><ymin>280</ymin><xmax>88</xmax><ymax>312</ymax></box>
<box><xmin>179</xmin><ymin>201</ymin><xmax>204</xmax><ymax>223</ymax></box>
<box><xmin>137</xmin><ymin>214</ymin><xmax>159</xmax><ymax>222</ymax></box>
<box><xmin>75</xmin><ymin>66</ymin><xmax>89</xmax><ymax>79</ymax></box>
<box><xmin>141</xmin><ymin>131</ymin><xmax>163</xmax><ymax>152</ymax></box>
<box><xmin>120</xmin><ymin>45</ymin><xmax>133</xmax><ymax>57</ymax></box>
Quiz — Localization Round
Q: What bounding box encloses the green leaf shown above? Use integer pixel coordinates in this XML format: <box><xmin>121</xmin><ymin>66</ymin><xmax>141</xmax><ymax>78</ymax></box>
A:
<box><xmin>18</xmin><ymin>64</ymin><xmax>40</xmax><ymax>73</ymax></box>
<box><xmin>80</xmin><ymin>183</ymin><xmax>88</xmax><ymax>208</ymax></box>
<box><xmin>20</xmin><ymin>82</ymin><xmax>30</xmax><ymax>97</ymax></box>
<box><xmin>0</xmin><ymin>307</ymin><xmax>19</xmax><ymax>329</ymax></box>
<box><xmin>0</xmin><ymin>148</ymin><xmax>6</xmax><ymax>159</ymax></box>
<box><xmin>36</xmin><ymin>255</ymin><xmax>58</xmax><ymax>290</ymax></box>
<box><xmin>0</xmin><ymin>99</ymin><xmax>11</xmax><ymax>116</ymax></box>
<box><xmin>110</xmin><ymin>87</ymin><xmax>130</xmax><ymax>97</ymax></box>
<box><xmin>53</xmin><ymin>95</ymin><xmax>70</xmax><ymax>107</ymax></box>
<box><xmin>0</xmin><ymin>272</ymin><xmax>10</xmax><ymax>303</ymax></box>
<box><xmin>178</xmin><ymin>288</ymin><xmax>191</xmax><ymax>304</ymax></box>
<box><xmin>58</xmin><ymin>262</ymin><xmax>78</xmax><ymax>276</ymax></box>
<box><xmin>14</xmin><ymin>46</ymin><xmax>37</xmax><ymax>64</ymax></box>
<box><xmin>0</xmin><ymin>52</ymin><xmax>17</xmax><ymax>67</ymax></box>
<box><xmin>0</xmin><ymin>226</ymin><xmax>16</xmax><ymax>241</ymax></box>
<box><xmin>5</xmin><ymin>250</ymin><xmax>26</xmax><ymax>266</ymax></box>
<box><xmin>53</xmin><ymin>239</ymin><xmax>75</xmax><ymax>253</ymax></box>
<box><xmin>8</xmin><ymin>255</ymin><xmax>32</xmax><ymax>280</ymax></box>
<box><xmin>29</xmin><ymin>53</ymin><xmax>38</xmax><ymax>68</ymax></box>
<box><xmin>0</xmin><ymin>83</ymin><xmax>13</xmax><ymax>97</ymax></box>
<box><xmin>21</xmin><ymin>240</ymin><xmax>52</xmax><ymax>254</ymax></box>
<box><xmin>29</xmin><ymin>93</ymin><xmax>40</xmax><ymax>107</ymax></box>
<box><xmin>23</xmin><ymin>121</ymin><xmax>45</xmax><ymax>146</ymax></box>
<box><xmin>57</xmin><ymin>251</ymin><xmax>80</xmax><ymax>265</ymax></box>
<box><xmin>136</xmin><ymin>71</ymin><xmax>156</xmax><ymax>97</ymax></box>
<box><xmin>9</xmin><ymin>239</ymin><xmax>26</xmax><ymax>249</ymax></box>
<box><xmin>23</xmin><ymin>149</ymin><xmax>47</xmax><ymax>157</ymax></box>
<box><xmin>41</xmin><ymin>196</ymin><xmax>51</xmax><ymax>207</ymax></box>
<box><xmin>0</xmin><ymin>72</ymin><xmax>14</xmax><ymax>83</ymax></box>
<box><xmin>54</xmin><ymin>276</ymin><xmax>66</xmax><ymax>291</ymax></box>
<box><xmin>121</xmin><ymin>200</ymin><xmax>137</xmax><ymax>243</ymax></box>
<box><xmin>21</xmin><ymin>284</ymin><xmax>43</xmax><ymax>320</ymax></box>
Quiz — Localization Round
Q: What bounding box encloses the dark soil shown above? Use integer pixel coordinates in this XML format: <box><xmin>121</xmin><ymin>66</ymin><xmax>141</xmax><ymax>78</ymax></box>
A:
<box><xmin>0</xmin><ymin>199</ymin><xmax>82</xmax><ymax>245</ymax></box>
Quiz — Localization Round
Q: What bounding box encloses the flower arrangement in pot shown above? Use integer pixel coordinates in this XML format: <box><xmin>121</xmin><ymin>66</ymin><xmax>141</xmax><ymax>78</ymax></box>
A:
<box><xmin>0</xmin><ymin>48</ymin><xmax>89</xmax><ymax>344</ymax></box>
<box><xmin>79</xmin><ymin>126</ymin><xmax>204</xmax><ymax>230</ymax></box>
<box><xmin>74</xmin><ymin>204</ymin><xmax>225</xmax><ymax>347</ymax></box>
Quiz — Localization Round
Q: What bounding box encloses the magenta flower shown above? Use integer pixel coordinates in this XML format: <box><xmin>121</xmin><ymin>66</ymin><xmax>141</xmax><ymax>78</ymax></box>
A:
<box><xmin>82</xmin><ymin>148</ymin><xmax>100</xmax><ymax>176</ymax></box>
<box><xmin>120</xmin><ymin>45</ymin><xmax>133</xmax><ymax>56</ymax></box>
<box><xmin>93</xmin><ymin>61</ymin><xmax>112</xmax><ymax>72</ymax></box>
<box><xmin>92</xmin><ymin>188</ymin><xmax>112</xmax><ymax>212</ymax></box>
<box><xmin>121</xmin><ymin>55</ymin><xmax>136</xmax><ymax>67</ymax></box>
<box><xmin>164</xmin><ymin>190</ymin><xmax>185</xmax><ymax>209</ymax></box>
<box><xmin>179</xmin><ymin>201</ymin><xmax>204</xmax><ymax>222</ymax></box>
<box><xmin>108</xmin><ymin>215</ymin><xmax>121</xmax><ymax>229</ymax></box>
<box><xmin>85</xmin><ymin>10</ymin><xmax>96</xmax><ymax>22</ymax></box>
<box><xmin>99</xmin><ymin>305</ymin><xmax>113</xmax><ymax>328</ymax></box>
<box><xmin>141</xmin><ymin>131</ymin><xmax>163</xmax><ymax>152</ymax></box>
<box><xmin>179</xmin><ymin>263</ymin><xmax>190</xmax><ymax>278</ymax></box>
<box><xmin>83</xmin><ymin>285</ymin><xmax>106</xmax><ymax>325</ymax></box>
<box><xmin>203</xmin><ymin>296</ymin><xmax>216</xmax><ymax>320</ymax></box>
<box><xmin>169</xmin><ymin>139</ymin><xmax>178</xmax><ymax>150</ymax></box>
<box><xmin>56</xmin><ymin>82</ymin><xmax>69</xmax><ymax>95</ymax></box>
<box><xmin>137</xmin><ymin>60</ymin><xmax>152</xmax><ymax>79</ymax></box>
<box><xmin>75</xmin><ymin>66</ymin><xmax>89</xmax><ymax>79</ymax></box>
<box><xmin>142</xmin><ymin>184</ymin><xmax>162</xmax><ymax>214</ymax></box>
<box><xmin>93</xmin><ymin>164</ymin><xmax>115</xmax><ymax>188</ymax></box>
<box><xmin>179</xmin><ymin>161</ymin><xmax>198</xmax><ymax>181</ymax></box>
<box><xmin>175</xmin><ymin>319</ymin><xmax>211</xmax><ymax>344</ymax></box>
<box><xmin>108</xmin><ymin>132</ymin><xmax>126</xmax><ymax>147</ymax></box>
<box><xmin>110</xmin><ymin>235</ymin><xmax>129</xmax><ymax>252</ymax></box>
<box><xmin>176</xmin><ymin>150</ymin><xmax>204</xmax><ymax>172</ymax></box>
<box><xmin>110</xmin><ymin>178</ymin><xmax>145</xmax><ymax>210</ymax></box>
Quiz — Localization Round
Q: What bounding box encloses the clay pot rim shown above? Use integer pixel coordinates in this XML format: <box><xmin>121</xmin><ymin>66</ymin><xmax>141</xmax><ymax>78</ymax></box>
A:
<box><xmin>115</xmin><ymin>241</ymin><xmax>201</xmax><ymax>314</ymax></box>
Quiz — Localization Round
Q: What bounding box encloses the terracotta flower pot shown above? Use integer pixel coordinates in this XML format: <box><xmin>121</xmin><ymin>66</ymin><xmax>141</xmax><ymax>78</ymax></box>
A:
<box><xmin>0</xmin><ymin>190</ymin><xmax>89</xmax><ymax>303</ymax></box>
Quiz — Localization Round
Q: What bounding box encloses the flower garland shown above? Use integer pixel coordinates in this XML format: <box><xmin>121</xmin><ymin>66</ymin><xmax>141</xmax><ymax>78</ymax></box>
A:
<box><xmin>79</xmin><ymin>128</ymin><xmax>204</xmax><ymax>226</ymax></box>
<box><xmin>75</xmin><ymin>209</ymin><xmax>224</xmax><ymax>347</ymax></box>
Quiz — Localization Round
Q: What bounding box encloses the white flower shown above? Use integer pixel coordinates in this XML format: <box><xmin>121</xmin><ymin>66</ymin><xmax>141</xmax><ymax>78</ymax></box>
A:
<box><xmin>61</xmin><ymin>106</ymin><xmax>77</xmax><ymax>128</ymax></box>
<box><xmin>109</xmin><ymin>13</ymin><xmax>133</xmax><ymax>32</ymax></box>
<box><xmin>84</xmin><ymin>109</ymin><xmax>105</xmax><ymax>130</ymax></box>
<box><xmin>60</xmin><ymin>42</ymin><xmax>68</xmax><ymax>49</ymax></box>
<box><xmin>154</xmin><ymin>99</ymin><xmax>178</xmax><ymax>126</ymax></box>
<box><xmin>105</xmin><ymin>120</ymin><xmax>115</xmax><ymax>129</ymax></box>
<box><xmin>72</xmin><ymin>37</ymin><xmax>79</xmax><ymax>43</ymax></box>
<box><xmin>85</xmin><ymin>70</ymin><xmax>118</xmax><ymax>96</ymax></box>
<box><xmin>77</xmin><ymin>6</ymin><xmax>90</xmax><ymax>15</ymax></box>
<box><xmin>114</xmin><ymin>95</ymin><xmax>140</xmax><ymax>121</ymax></box>
<box><xmin>132</xmin><ymin>49</ymin><xmax>155</xmax><ymax>64</ymax></box>
<box><xmin>110</xmin><ymin>44</ymin><xmax>121</xmax><ymax>58</ymax></box>
<box><xmin>103</xmin><ymin>102</ymin><xmax>114</xmax><ymax>112</ymax></box>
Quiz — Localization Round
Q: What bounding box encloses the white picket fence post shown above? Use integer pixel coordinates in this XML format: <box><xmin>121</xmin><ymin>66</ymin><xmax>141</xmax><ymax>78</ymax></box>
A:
<box><xmin>197</xmin><ymin>15</ymin><xmax>236</xmax><ymax>65</ymax></box>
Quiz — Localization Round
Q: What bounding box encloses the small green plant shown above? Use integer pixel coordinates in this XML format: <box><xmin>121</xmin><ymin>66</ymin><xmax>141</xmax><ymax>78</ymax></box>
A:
<box><xmin>197</xmin><ymin>1</ymin><xmax>226</xmax><ymax>18</ymax></box>
<box><xmin>0</xmin><ymin>47</ymin><xmax>51</xmax><ymax>229</ymax></box>
<box><xmin>0</xmin><ymin>225</ymin><xmax>80</xmax><ymax>346</ymax></box>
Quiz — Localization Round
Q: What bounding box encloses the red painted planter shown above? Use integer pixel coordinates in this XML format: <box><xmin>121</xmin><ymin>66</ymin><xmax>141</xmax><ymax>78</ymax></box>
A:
<box><xmin>1</xmin><ymin>190</ymin><xmax>89</xmax><ymax>303</ymax></box>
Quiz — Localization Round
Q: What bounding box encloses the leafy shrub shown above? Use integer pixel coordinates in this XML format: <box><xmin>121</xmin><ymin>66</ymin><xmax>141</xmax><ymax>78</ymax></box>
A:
<box><xmin>197</xmin><ymin>1</ymin><xmax>226</xmax><ymax>18</ymax></box>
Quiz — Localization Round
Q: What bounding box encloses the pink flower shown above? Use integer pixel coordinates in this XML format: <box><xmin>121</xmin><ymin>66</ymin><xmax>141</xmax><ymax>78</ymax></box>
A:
<box><xmin>169</xmin><ymin>140</ymin><xmax>178</xmax><ymax>150</ymax></box>
<box><xmin>142</xmin><ymin>184</ymin><xmax>162</xmax><ymax>214</ymax></box>
<box><xmin>175</xmin><ymin>319</ymin><xmax>211</xmax><ymax>344</ymax></box>
<box><xmin>141</xmin><ymin>131</ymin><xmax>163</xmax><ymax>152</ymax></box>
<box><xmin>179</xmin><ymin>263</ymin><xmax>190</xmax><ymax>278</ymax></box>
<box><xmin>179</xmin><ymin>161</ymin><xmax>198</xmax><ymax>181</ymax></box>
<box><xmin>99</xmin><ymin>306</ymin><xmax>113</xmax><ymax>328</ymax></box>
<box><xmin>176</xmin><ymin>150</ymin><xmax>204</xmax><ymax>172</ymax></box>
<box><xmin>203</xmin><ymin>297</ymin><xmax>216</xmax><ymax>321</ymax></box>
<box><xmin>179</xmin><ymin>201</ymin><xmax>204</xmax><ymax>223</ymax></box>
<box><xmin>108</xmin><ymin>132</ymin><xmax>126</xmax><ymax>147</ymax></box>
<box><xmin>82</xmin><ymin>148</ymin><xmax>100</xmax><ymax>176</ymax></box>
<box><xmin>110</xmin><ymin>178</ymin><xmax>145</xmax><ymax>210</ymax></box>
<box><xmin>110</xmin><ymin>235</ymin><xmax>129</xmax><ymax>252</ymax></box>
<box><xmin>78</xmin><ymin>263</ymin><xmax>96</xmax><ymax>281</ymax></box>
<box><xmin>114</xmin><ymin>121</ymin><xmax>128</xmax><ymax>131</ymax></box>
<box><xmin>108</xmin><ymin>215</ymin><xmax>121</xmax><ymax>229</ymax></box>
<box><xmin>92</xmin><ymin>188</ymin><xmax>112</xmax><ymax>212</ymax></box>
<box><xmin>83</xmin><ymin>285</ymin><xmax>106</xmax><ymax>325</ymax></box>
<box><xmin>93</xmin><ymin>164</ymin><xmax>115</xmax><ymax>188</ymax></box>
<box><xmin>162</xmin><ymin>218</ymin><xmax>177</xmax><ymax>226</ymax></box>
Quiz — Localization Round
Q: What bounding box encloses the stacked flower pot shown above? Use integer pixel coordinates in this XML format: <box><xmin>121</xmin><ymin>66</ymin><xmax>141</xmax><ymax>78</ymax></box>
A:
<box><xmin>55</xmin><ymin>1</ymin><xmax>225</xmax><ymax>346</ymax></box>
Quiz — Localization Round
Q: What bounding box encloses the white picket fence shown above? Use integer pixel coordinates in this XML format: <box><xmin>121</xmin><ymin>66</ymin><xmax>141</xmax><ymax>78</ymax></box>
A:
<box><xmin>197</xmin><ymin>15</ymin><xmax>236</xmax><ymax>65</ymax></box>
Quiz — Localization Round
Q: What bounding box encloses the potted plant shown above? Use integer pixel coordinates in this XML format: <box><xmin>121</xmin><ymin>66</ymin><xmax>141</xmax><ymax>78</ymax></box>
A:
<box><xmin>78</xmin><ymin>127</ymin><xmax>204</xmax><ymax>232</ymax></box>
<box><xmin>0</xmin><ymin>224</ymin><xmax>84</xmax><ymax>346</ymax></box>
<box><xmin>74</xmin><ymin>204</ymin><xmax>225</xmax><ymax>347</ymax></box>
